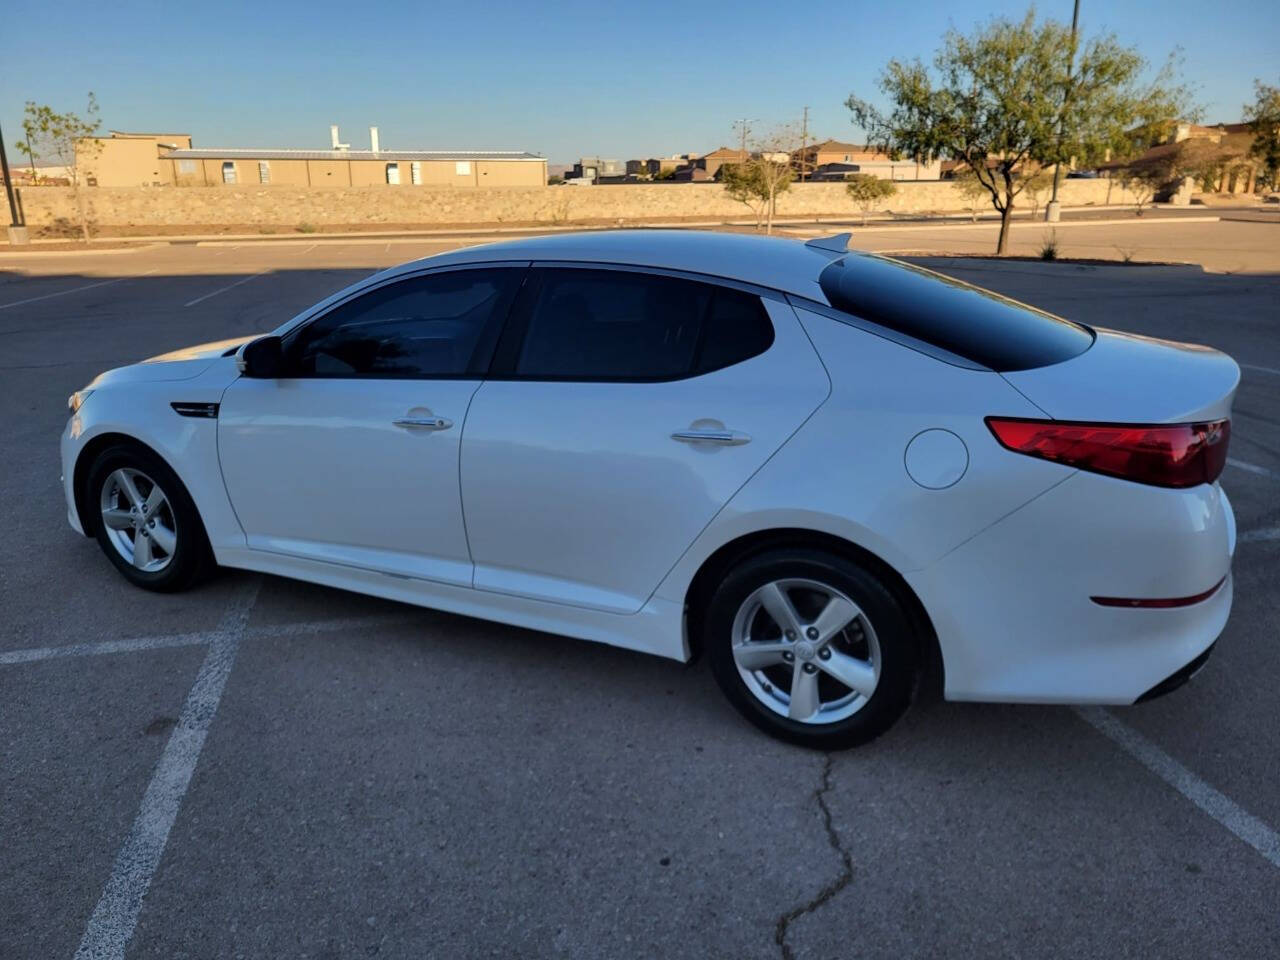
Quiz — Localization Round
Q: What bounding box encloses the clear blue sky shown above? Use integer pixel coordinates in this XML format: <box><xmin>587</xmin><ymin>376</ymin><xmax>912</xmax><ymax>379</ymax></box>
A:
<box><xmin>2</xmin><ymin>0</ymin><xmax>1274</xmax><ymax>165</ymax></box>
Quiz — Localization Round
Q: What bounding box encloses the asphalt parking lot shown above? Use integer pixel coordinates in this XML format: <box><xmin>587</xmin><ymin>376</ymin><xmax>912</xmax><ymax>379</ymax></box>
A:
<box><xmin>2</xmin><ymin>226</ymin><xmax>1279</xmax><ymax>959</ymax></box>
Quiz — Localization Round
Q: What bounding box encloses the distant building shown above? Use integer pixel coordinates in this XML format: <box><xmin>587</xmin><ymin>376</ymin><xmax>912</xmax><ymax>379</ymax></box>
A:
<box><xmin>696</xmin><ymin>146</ymin><xmax>749</xmax><ymax>179</ymax></box>
<box><xmin>1098</xmin><ymin>120</ymin><xmax>1263</xmax><ymax>195</ymax></box>
<box><xmin>80</xmin><ymin>131</ymin><xmax>194</xmax><ymax>186</ymax></box>
<box><xmin>3</xmin><ymin>163</ymin><xmax>72</xmax><ymax>186</ymax></box>
<box><xmin>626</xmin><ymin>155</ymin><xmax>689</xmax><ymax>178</ymax></box>
<box><xmin>792</xmin><ymin>139</ymin><xmax>941</xmax><ymax>180</ymax></box>
<box><xmin>569</xmin><ymin>156</ymin><xmax>626</xmax><ymax>183</ymax></box>
<box><xmin>76</xmin><ymin>126</ymin><xmax>546</xmax><ymax>188</ymax></box>
<box><xmin>808</xmin><ymin>162</ymin><xmax>862</xmax><ymax>182</ymax></box>
<box><xmin>668</xmin><ymin>164</ymin><xmax>711</xmax><ymax>182</ymax></box>
<box><xmin>165</xmin><ymin>148</ymin><xmax>546</xmax><ymax>188</ymax></box>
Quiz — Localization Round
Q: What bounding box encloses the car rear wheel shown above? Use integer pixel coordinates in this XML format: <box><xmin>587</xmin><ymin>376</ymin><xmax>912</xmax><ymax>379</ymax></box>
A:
<box><xmin>704</xmin><ymin>549</ymin><xmax>918</xmax><ymax>749</ymax></box>
<box><xmin>86</xmin><ymin>444</ymin><xmax>213</xmax><ymax>592</ymax></box>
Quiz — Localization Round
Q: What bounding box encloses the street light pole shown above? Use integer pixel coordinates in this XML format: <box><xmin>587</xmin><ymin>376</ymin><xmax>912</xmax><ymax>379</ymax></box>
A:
<box><xmin>0</xmin><ymin>120</ymin><xmax>30</xmax><ymax>244</ymax></box>
<box><xmin>1045</xmin><ymin>0</ymin><xmax>1081</xmax><ymax>223</ymax></box>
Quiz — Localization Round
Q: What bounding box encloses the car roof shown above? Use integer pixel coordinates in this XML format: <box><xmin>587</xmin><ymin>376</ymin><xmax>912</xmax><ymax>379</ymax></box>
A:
<box><xmin>391</xmin><ymin>230</ymin><xmax>842</xmax><ymax>301</ymax></box>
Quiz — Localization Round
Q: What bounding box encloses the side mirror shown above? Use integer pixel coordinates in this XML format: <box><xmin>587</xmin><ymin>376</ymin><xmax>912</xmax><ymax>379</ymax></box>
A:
<box><xmin>237</xmin><ymin>335</ymin><xmax>284</xmax><ymax>378</ymax></box>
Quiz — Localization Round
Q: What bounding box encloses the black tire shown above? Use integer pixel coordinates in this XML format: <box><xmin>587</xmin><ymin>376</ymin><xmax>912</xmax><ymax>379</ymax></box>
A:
<box><xmin>704</xmin><ymin>548</ymin><xmax>918</xmax><ymax>750</ymax></box>
<box><xmin>85</xmin><ymin>442</ymin><xmax>214</xmax><ymax>592</ymax></box>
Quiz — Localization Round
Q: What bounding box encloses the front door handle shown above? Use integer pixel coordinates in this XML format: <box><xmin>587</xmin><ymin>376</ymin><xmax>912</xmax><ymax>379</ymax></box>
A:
<box><xmin>393</xmin><ymin>416</ymin><xmax>453</xmax><ymax>431</ymax></box>
<box><xmin>671</xmin><ymin>428</ymin><xmax>751</xmax><ymax>446</ymax></box>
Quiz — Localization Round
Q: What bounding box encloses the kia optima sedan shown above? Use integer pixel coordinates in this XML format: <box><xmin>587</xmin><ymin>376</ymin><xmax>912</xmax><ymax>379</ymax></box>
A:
<box><xmin>61</xmin><ymin>231</ymin><xmax>1237</xmax><ymax>748</ymax></box>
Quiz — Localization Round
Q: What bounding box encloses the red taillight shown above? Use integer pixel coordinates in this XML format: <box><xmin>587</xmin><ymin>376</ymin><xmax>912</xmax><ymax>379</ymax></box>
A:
<box><xmin>985</xmin><ymin>417</ymin><xmax>1230</xmax><ymax>488</ymax></box>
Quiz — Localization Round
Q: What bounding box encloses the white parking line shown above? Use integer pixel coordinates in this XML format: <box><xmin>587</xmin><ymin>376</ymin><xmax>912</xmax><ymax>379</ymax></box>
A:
<box><xmin>0</xmin><ymin>612</ymin><xmax>415</xmax><ymax>667</ymax></box>
<box><xmin>1241</xmin><ymin>363</ymin><xmax>1280</xmax><ymax>377</ymax></box>
<box><xmin>0</xmin><ymin>269</ymin><xmax>159</xmax><ymax>311</ymax></box>
<box><xmin>73</xmin><ymin>581</ymin><xmax>261</xmax><ymax>960</ymax></box>
<box><xmin>0</xmin><ymin>630</ymin><xmax>207</xmax><ymax>666</ymax></box>
<box><xmin>252</xmin><ymin>613</ymin><xmax>416</xmax><ymax>638</ymax></box>
<box><xmin>1076</xmin><ymin>707</ymin><xmax>1280</xmax><ymax>869</ymax></box>
<box><xmin>1241</xmin><ymin>525</ymin><xmax>1280</xmax><ymax>543</ymax></box>
<box><xmin>1228</xmin><ymin>458</ymin><xmax>1276</xmax><ymax>479</ymax></box>
<box><xmin>183</xmin><ymin>270</ymin><xmax>267</xmax><ymax>308</ymax></box>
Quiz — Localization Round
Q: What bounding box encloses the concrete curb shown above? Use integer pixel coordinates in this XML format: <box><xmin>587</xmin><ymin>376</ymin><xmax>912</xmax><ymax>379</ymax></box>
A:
<box><xmin>0</xmin><ymin>242</ymin><xmax>167</xmax><ymax>258</ymax></box>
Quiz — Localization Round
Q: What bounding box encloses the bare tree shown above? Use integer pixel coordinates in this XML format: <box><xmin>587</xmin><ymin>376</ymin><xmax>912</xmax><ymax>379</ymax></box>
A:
<box><xmin>720</xmin><ymin>123</ymin><xmax>797</xmax><ymax>235</ymax></box>
<box><xmin>750</xmin><ymin>124</ymin><xmax>798</xmax><ymax>235</ymax></box>
<box><xmin>17</xmin><ymin>93</ymin><xmax>101</xmax><ymax>240</ymax></box>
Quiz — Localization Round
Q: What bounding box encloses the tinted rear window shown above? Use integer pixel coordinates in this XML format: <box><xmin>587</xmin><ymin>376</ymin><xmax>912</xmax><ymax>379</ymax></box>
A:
<box><xmin>818</xmin><ymin>254</ymin><xmax>1093</xmax><ymax>371</ymax></box>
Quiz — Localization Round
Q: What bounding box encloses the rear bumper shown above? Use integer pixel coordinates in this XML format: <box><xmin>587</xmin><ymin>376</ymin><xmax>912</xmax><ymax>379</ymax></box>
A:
<box><xmin>1136</xmin><ymin>640</ymin><xmax>1216</xmax><ymax>704</ymax></box>
<box><xmin>907</xmin><ymin>473</ymin><xmax>1234</xmax><ymax>704</ymax></box>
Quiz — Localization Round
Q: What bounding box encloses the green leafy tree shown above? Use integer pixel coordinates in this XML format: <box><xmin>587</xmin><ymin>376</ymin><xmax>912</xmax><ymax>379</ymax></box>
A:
<box><xmin>15</xmin><ymin>93</ymin><xmax>101</xmax><ymax>240</ymax></box>
<box><xmin>952</xmin><ymin>167</ymin><xmax>988</xmax><ymax>221</ymax></box>
<box><xmin>1019</xmin><ymin>166</ymin><xmax>1054</xmax><ymax>220</ymax></box>
<box><xmin>844</xmin><ymin>173</ymin><xmax>896</xmax><ymax>225</ymax></box>
<box><xmin>1245</xmin><ymin>79</ymin><xmax>1280</xmax><ymax>190</ymax></box>
<box><xmin>14</xmin><ymin>102</ymin><xmax>57</xmax><ymax>181</ymax></box>
<box><xmin>1117</xmin><ymin>163</ymin><xmax>1164</xmax><ymax>215</ymax></box>
<box><xmin>847</xmin><ymin>11</ymin><xmax>1192</xmax><ymax>253</ymax></box>
<box><xmin>722</xmin><ymin>162</ymin><xmax>771</xmax><ymax>231</ymax></box>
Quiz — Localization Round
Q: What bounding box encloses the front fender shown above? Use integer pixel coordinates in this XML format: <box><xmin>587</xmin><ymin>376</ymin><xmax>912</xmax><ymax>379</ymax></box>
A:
<box><xmin>62</xmin><ymin>362</ymin><xmax>246</xmax><ymax>556</ymax></box>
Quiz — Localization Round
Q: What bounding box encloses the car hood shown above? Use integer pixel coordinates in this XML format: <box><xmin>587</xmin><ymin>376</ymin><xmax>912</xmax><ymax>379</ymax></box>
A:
<box><xmin>88</xmin><ymin>336</ymin><xmax>254</xmax><ymax>387</ymax></box>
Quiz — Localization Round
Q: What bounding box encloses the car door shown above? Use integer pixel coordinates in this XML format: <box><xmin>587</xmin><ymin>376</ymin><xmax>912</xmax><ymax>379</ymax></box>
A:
<box><xmin>460</xmin><ymin>266</ymin><xmax>830</xmax><ymax>614</ymax></box>
<box><xmin>218</xmin><ymin>265</ymin><xmax>526</xmax><ymax>586</ymax></box>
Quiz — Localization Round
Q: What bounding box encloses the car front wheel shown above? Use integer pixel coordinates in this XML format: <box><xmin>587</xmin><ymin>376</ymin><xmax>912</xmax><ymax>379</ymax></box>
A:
<box><xmin>704</xmin><ymin>549</ymin><xmax>918</xmax><ymax>749</ymax></box>
<box><xmin>86</xmin><ymin>443</ymin><xmax>213</xmax><ymax>592</ymax></box>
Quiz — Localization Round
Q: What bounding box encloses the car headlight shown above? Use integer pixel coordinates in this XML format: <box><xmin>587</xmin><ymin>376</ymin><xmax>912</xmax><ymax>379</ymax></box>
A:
<box><xmin>67</xmin><ymin>389</ymin><xmax>94</xmax><ymax>415</ymax></box>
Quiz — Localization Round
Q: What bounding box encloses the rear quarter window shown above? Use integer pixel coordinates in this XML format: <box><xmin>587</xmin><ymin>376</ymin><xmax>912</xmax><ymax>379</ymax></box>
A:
<box><xmin>818</xmin><ymin>254</ymin><xmax>1094</xmax><ymax>372</ymax></box>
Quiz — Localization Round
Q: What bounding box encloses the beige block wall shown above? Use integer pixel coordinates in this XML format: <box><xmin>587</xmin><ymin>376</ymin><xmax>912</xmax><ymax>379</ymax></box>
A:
<box><xmin>19</xmin><ymin>179</ymin><xmax>1141</xmax><ymax>231</ymax></box>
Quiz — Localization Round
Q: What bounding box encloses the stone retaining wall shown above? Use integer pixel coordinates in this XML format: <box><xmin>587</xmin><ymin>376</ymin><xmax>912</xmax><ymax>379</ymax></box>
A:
<box><xmin>17</xmin><ymin>179</ymin><xmax>1140</xmax><ymax>232</ymax></box>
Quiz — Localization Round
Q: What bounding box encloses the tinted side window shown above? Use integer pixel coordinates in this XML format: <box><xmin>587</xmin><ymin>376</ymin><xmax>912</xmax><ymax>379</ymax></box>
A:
<box><xmin>818</xmin><ymin>254</ymin><xmax>1094</xmax><ymax>372</ymax></box>
<box><xmin>286</xmin><ymin>268</ymin><xmax>521</xmax><ymax>378</ymax></box>
<box><xmin>516</xmin><ymin>270</ymin><xmax>709</xmax><ymax>379</ymax></box>
<box><xmin>511</xmin><ymin>271</ymin><xmax>774</xmax><ymax>380</ymax></box>
<box><xmin>696</xmin><ymin>287</ymin><xmax>774</xmax><ymax>374</ymax></box>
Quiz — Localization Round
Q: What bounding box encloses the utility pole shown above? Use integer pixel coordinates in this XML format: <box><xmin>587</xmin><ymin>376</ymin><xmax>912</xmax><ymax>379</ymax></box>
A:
<box><xmin>731</xmin><ymin>117</ymin><xmax>757</xmax><ymax>160</ymax></box>
<box><xmin>0</xmin><ymin>121</ymin><xmax>28</xmax><ymax>245</ymax></box>
<box><xmin>1045</xmin><ymin>0</ymin><xmax>1081</xmax><ymax>223</ymax></box>
<box><xmin>799</xmin><ymin>106</ymin><xmax>810</xmax><ymax>182</ymax></box>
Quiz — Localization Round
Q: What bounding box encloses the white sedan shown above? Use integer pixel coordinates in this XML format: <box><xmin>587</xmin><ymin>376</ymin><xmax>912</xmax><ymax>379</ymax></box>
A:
<box><xmin>61</xmin><ymin>231</ymin><xmax>1238</xmax><ymax>748</ymax></box>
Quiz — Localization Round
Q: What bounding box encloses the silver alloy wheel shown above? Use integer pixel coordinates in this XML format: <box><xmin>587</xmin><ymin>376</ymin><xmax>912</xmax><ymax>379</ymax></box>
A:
<box><xmin>99</xmin><ymin>467</ymin><xmax>178</xmax><ymax>573</ymax></box>
<box><xmin>731</xmin><ymin>578</ymin><xmax>881</xmax><ymax>724</ymax></box>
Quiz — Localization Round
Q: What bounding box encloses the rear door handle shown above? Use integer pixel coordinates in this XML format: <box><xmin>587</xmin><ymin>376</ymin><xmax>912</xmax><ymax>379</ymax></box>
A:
<box><xmin>671</xmin><ymin>429</ymin><xmax>751</xmax><ymax>446</ymax></box>
<box><xmin>393</xmin><ymin>416</ymin><xmax>453</xmax><ymax>431</ymax></box>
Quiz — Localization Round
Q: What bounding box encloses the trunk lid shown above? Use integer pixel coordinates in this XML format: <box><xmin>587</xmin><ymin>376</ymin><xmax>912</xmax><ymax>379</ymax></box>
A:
<box><xmin>1001</xmin><ymin>329</ymin><xmax>1239</xmax><ymax>424</ymax></box>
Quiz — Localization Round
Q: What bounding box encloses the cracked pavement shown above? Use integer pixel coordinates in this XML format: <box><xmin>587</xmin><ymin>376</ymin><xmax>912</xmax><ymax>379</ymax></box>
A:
<box><xmin>2</xmin><ymin>235</ymin><xmax>1280</xmax><ymax>959</ymax></box>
